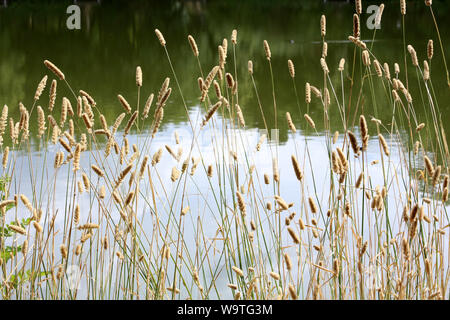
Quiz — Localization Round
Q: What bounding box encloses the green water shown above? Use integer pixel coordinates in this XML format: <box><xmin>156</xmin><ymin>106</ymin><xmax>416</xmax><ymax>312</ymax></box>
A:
<box><xmin>0</xmin><ymin>0</ymin><xmax>449</xmax><ymax>145</ymax></box>
<box><xmin>0</xmin><ymin>0</ymin><xmax>449</xmax><ymax>300</ymax></box>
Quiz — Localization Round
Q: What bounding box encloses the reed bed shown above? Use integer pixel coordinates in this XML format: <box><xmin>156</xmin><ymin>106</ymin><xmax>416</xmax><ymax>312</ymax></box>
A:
<box><xmin>0</xmin><ymin>1</ymin><xmax>449</xmax><ymax>300</ymax></box>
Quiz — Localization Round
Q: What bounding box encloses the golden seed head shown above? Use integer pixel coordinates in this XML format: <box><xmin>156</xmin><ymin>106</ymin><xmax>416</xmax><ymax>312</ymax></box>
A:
<box><xmin>442</xmin><ymin>187</ymin><xmax>448</xmax><ymax>203</ymax></box>
<box><xmin>218</xmin><ymin>45</ymin><xmax>226</xmax><ymax>69</ymax></box>
<box><xmin>286</xmin><ymin>112</ymin><xmax>296</xmax><ymax>133</ymax></box>
<box><xmin>287</xmin><ymin>227</ymin><xmax>300</xmax><ymax>244</ymax></box>
<box><xmin>322</xmin><ymin>42</ymin><xmax>328</xmax><ymax>58</ymax></box>
<box><xmin>231</xmin><ymin>266</ymin><xmax>244</xmax><ymax>277</ymax></box>
<box><xmin>34</xmin><ymin>75</ymin><xmax>48</xmax><ymax>101</ymax></box>
<box><xmin>356</xmin><ymin>0</ymin><xmax>362</xmax><ymax>14</ymax></box>
<box><xmin>44</xmin><ymin>59</ymin><xmax>65</xmax><ymax>80</ymax></box>
<box><xmin>289</xmin><ymin>284</ymin><xmax>297</xmax><ymax>300</ymax></box>
<box><xmin>375</xmin><ymin>3</ymin><xmax>385</xmax><ymax>27</ymax></box>
<box><xmin>362</xmin><ymin>50</ymin><xmax>371</xmax><ymax>66</ymax></box>
<box><xmin>407</xmin><ymin>45</ymin><xmax>418</xmax><ymax>66</ymax></box>
<box><xmin>338</xmin><ymin>58</ymin><xmax>345</xmax><ymax>71</ymax></box>
<box><xmin>304</xmin><ymin>114</ymin><xmax>315</xmax><ymax>129</ymax></box>
<box><xmin>291</xmin><ymin>155</ymin><xmax>303</xmax><ymax>181</ymax></box>
<box><xmin>142</xmin><ymin>93</ymin><xmax>154</xmax><ymax>119</ymax></box>
<box><xmin>155</xmin><ymin>29</ymin><xmax>166</xmax><ymax>46</ymax></box>
<box><xmin>308</xmin><ymin>196</ymin><xmax>318</xmax><ymax>214</ymax></box>
<box><xmin>348</xmin><ymin>131</ymin><xmax>359</xmax><ymax>154</ymax></box>
<box><xmin>288</xmin><ymin>59</ymin><xmax>295</xmax><ymax>78</ymax></box>
<box><xmin>248</xmin><ymin>60</ymin><xmax>253</xmax><ymax>75</ymax></box>
<box><xmin>236</xmin><ymin>104</ymin><xmax>245</xmax><ymax>127</ymax></box>
<box><xmin>284</xmin><ymin>253</ymin><xmax>292</xmax><ymax>270</ymax></box>
<box><xmin>136</xmin><ymin>66</ymin><xmax>142</xmax><ymax>87</ymax></box>
<box><xmin>49</xmin><ymin>79</ymin><xmax>57</xmax><ymax>112</ymax></box>
<box><xmin>320</xmin><ymin>57</ymin><xmax>329</xmax><ymax>73</ymax></box>
<box><xmin>10</xmin><ymin>224</ymin><xmax>27</xmax><ymax>235</ymax></box>
<box><xmin>188</xmin><ymin>35</ymin><xmax>199</xmax><ymax>57</ymax></box>
<box><xmin>60</xmin><ymin>244</ymin><xmax>68</xmax><ymax>259</ymax></box>
<box><xmin>305</xmin><ymin>83</ymin><xmax>311</xmax><ymax>103</ymax></box>
<box><xmin>374</xmin><ymin>59</ymin><xmax>383</xmax><ymax>77</ymax></box>
<box><xmin>263</xmin><ymin>40</ymin><xmax>271</xmax><ymax>60</ymax></box>
<box><xmin>427</xmin><ymin>39</ymin><xmax>434</xmax><ymax>60</ymax></box>
<box><xmin>394</xmin><ymin>63</ymin><xmax>400</xmax><ymax>74</ymax></box>
<box><xmin>117</xmin><ymin>94</ymin><xmax>131</xmax><ymax>113</ymax></box>
<box><xmin>383</xmin><ymin>62</ymin><xmax>391</xmax><ymax>80</ymax></box>
<box><xmin>225</xmin><ymin>73</ymin><xmax>234</xmax><ymax>89</ymax></box>
<box><xmin>320</xmin><ymin>15</ymin><xmax>326</xmax><ymax>37</ymax></box>
<box><xmin>401</xmin><ymin>0</ymin><xmax>406</xmax><ymax>15</ymax></box>
<box><xmin>236</xmin><ymin>191</ymin><xmax>246</xmax><ymax>216</ymax></box>
<box><xmin>378</xmin><ymin>133</ymin><xmax>390</xmax><ymax>156</ymax></box>
<box><xmin>2</xmin><ymin>146</ymin><xmax>9</xmax><ymax>169</ymax></box>
<box><xmin>171</xmin><ymin>166</ymin><xmax>181</xmax><ymax>182</ymax></box>
<box><xmin>33</xmin><ymin>221</ymin><xmax>43</xmax><ymax>233</ymax></box>
<box><xmin>231</xmin><ymin>29</ymin><xmax>237</xmax><ymax>44</ymax></box>
<box><xmin>91</xmin><ymin>164</ymin><xmax>104</xmax><ymax>177</ymax></box>
<box><xmin>201</xmin><ymin>101</ymin><xmax>222</xmax><ymax>127</ymax></box>
<box><xmin>353</xmin><ymin>14</ymin><xmax>360</xmax><ymax>38</ymax></box>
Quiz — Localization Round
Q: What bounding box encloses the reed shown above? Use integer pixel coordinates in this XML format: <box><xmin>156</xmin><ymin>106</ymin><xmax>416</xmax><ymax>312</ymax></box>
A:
<box><xmin>0</xmin><ymin>3</ymin><xmax>448</xmax><ymax>302</ymax></box>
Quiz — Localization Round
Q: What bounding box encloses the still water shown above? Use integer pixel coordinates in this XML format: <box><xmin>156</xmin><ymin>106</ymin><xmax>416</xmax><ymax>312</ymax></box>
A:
<box><xmin>0</xmin><ymin>0</ymin><xmax>449</xmax><ymax>299</ymax></box>
<box><xmin>0</xmin><ymin>0</ymin><xmax>449</xmax><ymax>140</ymax></box>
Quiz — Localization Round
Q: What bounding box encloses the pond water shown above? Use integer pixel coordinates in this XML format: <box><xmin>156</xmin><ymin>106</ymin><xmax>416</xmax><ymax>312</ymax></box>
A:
<box><xmin>1</xmin><ymin>0</ymin><xmax>449</xmax><ymax>139</ymax></box>
<box><xmin>0</xmin><ymin>0</ymin><xmax>449</xmax><ymax>299</ymax></box>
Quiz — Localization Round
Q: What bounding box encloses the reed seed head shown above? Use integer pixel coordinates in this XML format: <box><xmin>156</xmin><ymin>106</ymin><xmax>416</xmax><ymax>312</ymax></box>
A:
<box><xmin>320</xmin><ymin>15</ymin><xmax>326</xmax><ymax>37</ymax></box>
<box><xmin>373</xmin><ymin>59</ymin><xmax>383</xmax><ymax>77</ymax></box>
<box><xmin>362</xmin><ymin>50</ymin><xmax>371</xmax><ymax>66</ymax></box>
<box><xmin>322</xmin><ymin>42</ymin><xmax>328</xmax><ymax>58</ymax></box>
<box><xmin>118</xmin><ymin>94</ymin><xmax>131</xmax><ymax>113</ymax></box>
<box><xmin>423</xmin><ymin>60</ymin><xmax>430</xmax><ymax>81</ymax></box>
<box><xmin>304</xmin><ymin>114</ymin><xmax>315</xmax><ymax>129</ymax></box>
<box><xmin>188</xmin><ymin>35</ymin><xmax>199</xmax><ymax>57</ymax></box>
<box><xmin>427</xmin><ymin>39</ymin><xmax>434</xmax><ymax>60</ymax></box>
<box><xmin>288</xmin><ymin>59</ymin><xmax>295</xmax><ymax>78</ymax></box>
<box><xmin>338</xmin><ymin>58</ymin><xmax>345</xmax><ymax>72</ymax></box>
<box><xmin>375</xmin><ymin>3</ymin><xmax>385</xmax><ymax>27</ymax></box>
<box><xmin>407</xmin><ymin>45</ymin><xmax>418</xmax><ymax>66</ymax></box>
<box><xmin>236</xmin><ymin>191</ymin><xmax>246</xmax><ymax>216</ymax></box>
<box><xmin>10</xmin><ymin>224</ymin><xmax>27</xmax><ymax>235</ymax></box>
<box><xmin>232</xmin><ymin>266</ymin><xmax>244</xmax><ymax>277</ymax></box>
<box><xmin>231</xmin><ymin>29</ymin><xmax>237</xmax><ymax>44</ymax></box>
<box><xmin>378</xmin><ymin>133</ymin><xmax>390</xmax><ymax>156</ymax></box>
<box><xmin>49</xmin><ymin>79</ymin><xmax>57</xmax><ymax>112</ymax></box>
<box><xmin>248</xmin><ymin>60</ymin><xmax>253</xmax><ymax>75</ymax></box>
<box><xmin>155</xmin><ymin>29</ymin><xmax>166</xmax><ymax>46</ymax></box>
<box><xmin>136</xmin><ymin>66</ymin><xmax>142</xmax><ymax>87</ymax></box>
<box><xmin>305</xmin><ymin>83</ymin><xmax>311</xmax><ymax>104</ymax></box>
<box><xmin>287</xmin><ymin>227</ymin><xmax>300</xmax><ymax>244</ymax></box>
<box><xmin>320</xmin><ymin>57</ymin><xmax>329</xmax><ymax>73</ymax></box>
<box><xmin>424</xmin><ymin>155</ymin><xmax>434</xmax><ymax>176</ymax></box>
<box><xmin>308</xmin><ymin>197</ymin><xmax>318</xmax><ymax>214</ymax></box>
<box><xmin>263</xmin><ymin>40</ymin><xmax>271</xmax><ymax>60</ymax></box>
<box><xmin>291</xmin><ymin>155</ymin><xmax>303</xmax><ymax>181</ymax></box>
<box><xmin>284</xmin><ymin>253</ymin><xmax>292</xmax><ymax>270</ymax></box>
<box><xmin>34</xmin><ymin>75</ymin><xmax>48</xmax><ymax>101</ymax></box>
<box><xmin>353</xmin><ymin>14</ymin><xmax>360</xmax><ymax>39</ymax></box>
<box><xmin>356</xmin><ymin>0</ymin><xmax>362</xmax><ymax>14</ymax></box>
<box><xmin>2</xmin><ymin>146</ymin><xmax>9</xmax><ymax>169</ymax></box>
<box><xmin>44</xmin><ymin>60</ymin><xmax>65</xmax><ymax>80</ymax></box>
<box><xmin>286</xmin><ymin>112</ymin><xmax>296</xmax><ymax>133</ymax></box>
<box><xmin>348</xmin><ymin>131</ymin><xmax>359</xmax><ymax>154</ymax></box>
<box><xmin>400</xmin><ymin>0</ymin><xmax>406</xmax><ymax>15</ymax></box>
